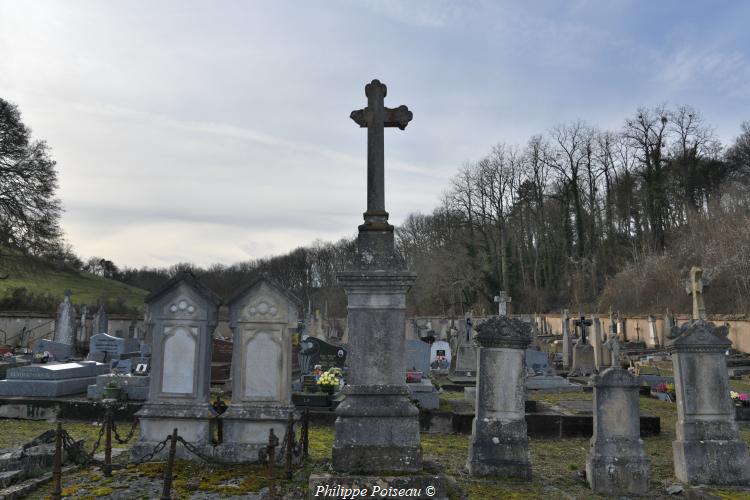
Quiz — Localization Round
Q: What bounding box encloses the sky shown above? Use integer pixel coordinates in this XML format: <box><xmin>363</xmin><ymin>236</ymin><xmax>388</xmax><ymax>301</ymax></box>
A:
<box><xmin>1</xmin><ymin>0</ymin><xmax>749</xmax><ymax>268</ymax></box>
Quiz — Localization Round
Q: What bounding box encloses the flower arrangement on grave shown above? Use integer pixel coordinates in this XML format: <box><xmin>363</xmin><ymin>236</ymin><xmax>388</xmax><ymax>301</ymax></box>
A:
<box><xmin>317</xmin><ymin>369</ymin><xmax>340</xmax><ymax>394</ymax></box>
<box><xmin>652</xmin><ymin>382</ymin><xmax>675</xmax><ymax>402</ymax></box>
<box><xmin>731</xmin><ymin>391</ymin><xmax>749</xmax><ymax>407</ymax></box>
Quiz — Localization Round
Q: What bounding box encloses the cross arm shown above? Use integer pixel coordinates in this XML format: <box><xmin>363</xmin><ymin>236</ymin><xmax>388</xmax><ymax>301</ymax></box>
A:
<box><xmin>349</xmin><ymin>106</ymin><xmax>414</xmax><ymax>130</ymax></box>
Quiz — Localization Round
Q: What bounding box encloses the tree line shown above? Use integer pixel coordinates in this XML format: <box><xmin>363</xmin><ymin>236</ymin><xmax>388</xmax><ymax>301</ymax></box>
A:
<box><xmin>2</xmin><ymin>96</ymin><xmax>749</xmax><ymax>316</ymax></box>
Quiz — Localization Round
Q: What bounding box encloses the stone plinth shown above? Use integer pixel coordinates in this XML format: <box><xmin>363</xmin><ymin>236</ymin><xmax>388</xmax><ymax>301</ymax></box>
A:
<box><xmin>216</xmin><ymin>277</ymin><xmax>299</xmax><ymax>463</ymax></box>
<box><xmin>87</xmin><ymin>373</ymin><xmax>150</xmax><ymax>400</ymax></box>
<box><xmin>333</xmin><ymin>270</ymin><xmax>421</xmax><ymax>473</ymax></box>
<box><xmin>131</xmin><ymin>272</ymin><xmax>220</xmax><ymax>461</ymax></box>
<box><xmin>467</xmin><ymin>316</ymin><xmax>532</xmax><ymax>478</ymax></box>
<box><xmin>667</xmin><ymin>320</ymin><xmax>750</xmax><ymax>485</ymax></box>
<box><xmin>586</xmin><ymin>367</ymin><xmax>649</xmax><ymax>495</ymax></box>
<box><xmin>406</xmin><ymin>379</ymin><xmax>439</xmax><ymax>410</ymax></box>
<box><xmin>568</xmin><ymin>342</ymin><xmax>595</xmax><ymax>377</ymax></box>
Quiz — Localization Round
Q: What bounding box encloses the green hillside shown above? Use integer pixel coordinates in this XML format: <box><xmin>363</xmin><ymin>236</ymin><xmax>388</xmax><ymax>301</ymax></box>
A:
<box><xmin>0</xmin><ymin>250</ymin><xmax>148</xmax><ymax>311</ymax></box>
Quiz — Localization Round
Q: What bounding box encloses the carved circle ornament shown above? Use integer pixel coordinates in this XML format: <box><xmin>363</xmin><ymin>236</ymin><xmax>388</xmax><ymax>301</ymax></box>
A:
<box><xmin>168</xmin><ymin>298</ymin><xmax>196</xmax><ymax>314</ymax></box>
<box><xmin>247</xmin><ymin>300</ymin><xmax>279</xmax><ymax>319</ymax></box>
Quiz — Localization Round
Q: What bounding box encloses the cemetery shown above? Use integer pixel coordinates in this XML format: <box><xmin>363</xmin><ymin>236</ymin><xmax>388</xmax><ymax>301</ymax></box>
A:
<box><xmin>3</xmin><ymin>3</ymin><xmax>750</xmax><ymax>498</ymax></box>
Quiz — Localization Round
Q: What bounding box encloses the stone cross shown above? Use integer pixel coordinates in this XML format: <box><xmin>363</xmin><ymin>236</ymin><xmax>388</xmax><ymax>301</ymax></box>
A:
<box><xmin>574</xmin><ymin>315</ymin><xmax>592</xmax><ymax>344</ymax></box>
<box><xmin>604</xmin><ymin>335</ymin><xmax>621</xmax><ymax>367</ymax></box>
<box><xmin>350</xmin><ymin>79</ymin><xmax>413</xmax><ymax>229</ymax></box>
<box><xmin>686</xmin><ymin>266</ymin><xmax>707</xmax><ymax>320</ymax></box>
<box><xmin>494</xmin><ymin>291</ymin><xmax>512</xmax><ymax>317</ymax></box>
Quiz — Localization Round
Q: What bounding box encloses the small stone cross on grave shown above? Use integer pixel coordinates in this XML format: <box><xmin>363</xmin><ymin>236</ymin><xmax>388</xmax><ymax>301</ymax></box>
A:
<box><xmin>574</xmin><ymin>315</ymin><xmax>592</xmax><ymax>344</ymax></box>
<box><xmin>351</xmin><ymin>79</ymin><xmax>413</xmax><ymax>231</ymax></box>
<box><xmin>686</xmin><ymin>266</ymin><xmax>708</xmax><ymax>320</ymax></box>
<box><xmin>494</xmin><ymin>291</ymin><xmax>512</xmax><ymax>317</ymax></box>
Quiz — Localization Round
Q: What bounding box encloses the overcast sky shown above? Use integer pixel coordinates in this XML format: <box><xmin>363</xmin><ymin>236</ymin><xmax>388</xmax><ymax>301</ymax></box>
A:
<box><xmin>1</xmin><ymin>1</ymin><xmax>749</xmax><ymax>268</ymax></box>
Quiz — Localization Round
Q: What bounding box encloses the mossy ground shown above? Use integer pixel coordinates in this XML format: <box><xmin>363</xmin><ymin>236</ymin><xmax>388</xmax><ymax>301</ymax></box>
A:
<box><xmin>6</xmin><ymin>386</ymin><xmax>750</xmax><ymax>499</ymax></box>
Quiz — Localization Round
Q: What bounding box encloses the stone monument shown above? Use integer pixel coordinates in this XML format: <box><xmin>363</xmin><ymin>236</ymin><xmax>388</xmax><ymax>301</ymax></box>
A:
<box><xmin>586</xmin><ymin>367</ymin><xmax>649</xmax><ymax>495</ymax></box>
<box><xmin>216</xmin><ymin>276</ymin><xmax>299</xmax><ymax>462</ymax></box>
<box><xmin>92</xmin><ymin>302</ymin><xmax>109</xmax><ymax>336</ymax></box>
<box><xmin>667</xmin><ymin>268</ymin><xmax>750</xmax><ymax>485</ymax></box>
<box><xmin>467</xmin><ymin>316</ymin><xmax>532</xmax><ymax>478</ymax></box>
<box><xmin>332</xmin><ymin>79</ymin><xmax>420</xmax><ymax>472</ymax></box>
<box><xmin>130</xmin><ymin>271</ymin><xmax>220</xmax><ymax>461</ymax></box>
<box><xmin>561</xmin><ymin>309</ymin><xmax>572</xmax><ymax>369</ymax></box>
<box><xmin>53</xmin><ymin>290</ymin><xmax>76</xmax><ymax>346</ymax></box>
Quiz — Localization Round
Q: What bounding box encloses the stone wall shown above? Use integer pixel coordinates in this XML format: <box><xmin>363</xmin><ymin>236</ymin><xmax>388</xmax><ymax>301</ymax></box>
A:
<box><xmin>0</xmin><ymin>311</ymin><xmax>143</xmax><ymax>347</ymax></box>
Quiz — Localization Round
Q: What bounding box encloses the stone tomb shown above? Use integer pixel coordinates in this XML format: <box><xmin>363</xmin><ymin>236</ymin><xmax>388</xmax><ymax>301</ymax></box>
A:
<box><xmin>33</xmin><ymin>339</ymin><xmax>73</xmax><ymax>362</ymax></box>
<box><xmin>586</xmin><ymin>367</ymin><xmax>649</xmax><ymax>495</ymax></box>
<box><xmin>130</xmin><ymin>272</ymin><xmax>220</xmax><ymax>461</ymax></box>
<box><xmin>0</xmin><ymin>361</ymin><xmax>109</xmax><ymax>397</ymax></box>
<box><xmin>667</xmin><ymin>319</ymin><xmax>750</xmax><ymax>484</ymax></box>
<box><xmin>216</xmin><ymin>277</ymin><xmax>299</xmax><ymax>462</ymax></box>
<box><xmin>87</xmin><ymin>333</ymin><xmax>140</xmax><ymax>363</ymax></box>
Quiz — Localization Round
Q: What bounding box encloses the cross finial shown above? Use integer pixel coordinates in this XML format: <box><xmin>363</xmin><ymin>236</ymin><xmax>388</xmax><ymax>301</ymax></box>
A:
<box><xmin>687</xmin><ymin>266</ymin><xmax>707</xmax><ymax>320</ymax></box>
<box><xmin>351</xmin><ymin>79</ymin><xmax>413</xmax><ymax>232</ymax></box>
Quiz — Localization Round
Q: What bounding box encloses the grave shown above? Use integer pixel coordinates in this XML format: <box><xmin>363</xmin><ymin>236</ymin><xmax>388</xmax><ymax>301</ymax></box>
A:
<box><xmin>216</xmin><ymin>276</ymin><xmax>300</xmax><ymax>462</ymax></box>
<box><xmin>450</xmin><ymin>317</ymin><xmax>478</xmax><ymax>383</ymax></box>
<box><xmin>130</xmin><ymin>271</ymin><xmax>220</xmax><ymax>461</ymax></box>
<box><xmin>404</xmin><ymin>339</ymin><xmax>431</xmax><ymax>374</ymax></box>
<box><xmin>429</xmin><ymin>340</ymin><xmax>451</xmax><ymax>374</ymax></box>
<box><xmin>561</xmin><ymin>309</ymin><xmax>572</xmax><ymax>369</ymax></box>
<box><xmin>467</xmin><ymin>316</ymin><xmax>532</xmax><ymax>478</ymax></box>
<box><xmin>586</xmin><ymin>367</ymin><xmax>649</xmax><ymax>495</ymax></box>
<box><xmin>0</xmin><ymin>361</ymin><xmax>110</xmax><ymax>397</ymax></box>
<box><xmin>52</xmin><ymin>291</ymin><xmax>76</xmax><ymax>347</ymax></box>
<box><xmin>32</xmin><ymin>339</ymin><xmax>73</xmax><ymax>362</ymax></box>
<box><xmin>87</xmin><ymin>333</ymin><xmax>140</xmax><ymax>363</ymax></box>
<box><xmin>298</xmin><ymin>336</ymin><xmax>347</xmax><ymax>374</ymax></box>
<box><xmin>92</xmin><ymin>303</ymin><xmax>109</xmax><ymax>336</ymax></box>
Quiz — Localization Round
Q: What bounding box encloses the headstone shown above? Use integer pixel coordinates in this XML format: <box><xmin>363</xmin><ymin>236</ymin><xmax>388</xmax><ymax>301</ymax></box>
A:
<box><xmin>591</xmin><ymin>317</ymin><xmax>604</xmax><ymax>369</ymax></box>
<box><xmin>92</xmin><ymin>302</ymin><xmax>109</xmax><ymax>336</ymax></box>
<box><xmin>604</xmin><ymin>335</ymin><xmax>621</xmax><ymax>368</ymax></box>
<box><xmin>617</xmin><ymin>317</ymin><xmax>626</xmax><ymax>342</ymax></box>
<box><xmin>562</xmin><ymin>310</ymin><xmax>572</xmax><ymax>369</ymax></box>
<box><xmin>586</xmin><ymin>367</ymin><xmax>649</xmax><ymax>495</ymax></box>
<box><xmin>77</xmin><ymin>305</ymin><xmax>89</xmax><ymax>344</ymax></box>
<box><xmin>130</xmin><ymin>271</ymin><xmax>220</xmax><ymax>461</ymax></box>
<box><xmin>88</xmin><ymin>333</ymin><xmax>140</xmax><ymax>362</ymax></box>
<box><xmin>467</xmin><ymin>316</ymin><xmax>532</xmax><ymax>478</ymax></box>
<box><xmin>406</xmin><ymin>379</ymin><xmax>439</xmax><ymax>409</ymax></box>
<box><xmin>52</xmin><ymin>291</ymin><xmax>76</xmax><ymax>346</ymax></box>
<box><xmin>569</xmin><ymin>341</ymin><xmax>595</xmax><ymax>377</ymax></box>
<box><xmin>331</xmin><ymin>79</ymin><xmax>421</xmax><ymax>474</ymax></box>
<box><xmin>217</xmin><ymin>276</ymin><xmax>300</xmax><ymax>462</ymax></box>
<box><xmin>525</xmin><ymin>349</ymin><xmax>551</xmax><ymax>376</ymax></box>
<box><xmin>404</xmin><ymin>339</ymin><xmax>431</xmax><ymax>375</ymax></box>
<box><xmin>429</xmin><ymin>340</ymin><xmax>451</xmax><ymax>373</ymax></box>
<box><xmin>33</xmin><ymin>339</ymin><xmax>73</xmax><ymax>362</ymax></box>
<box><xmin>112</xmin><ymin>358</ymin><xmax>132</xmax><ymax>374</ymax></box>
<box><xmin>298</xmin><ymin>336</ymin><xmax>347</xmax><ymax>374</ymax></box>
<box><xmin>667</xmin><ymin>318</ymin><xmax>750</xmax><ymax>484</ymax></box>
<box><xmin>647</xmin><ymin>315</ymin><xmax>659</xmax><ymax>348</ymax></box>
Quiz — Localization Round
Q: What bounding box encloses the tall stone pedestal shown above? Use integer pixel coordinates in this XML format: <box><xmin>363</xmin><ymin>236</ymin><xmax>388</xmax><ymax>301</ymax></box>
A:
<box><xmin>586</xmin><ymin>367</ymin><xmax>649</xmax><ymax>495</ymax></box>
<box><xmin>333</xmin><ymin>269</ymin><xmax>421</xmax><ymax>472</ymax></box>
<box><xmin>467</xmin><ymin>316</ymin><xmax>532</xmax><ymax>478</ymax></box>
<box><xmin>131</xmin><ymin>272</ymin><xmax>220</xmax><ymax>461</ymax></box>
<box><xmin>216</xmin><ymin>277</ymin><xmax>299</xmax><ymax>462</ymax></box>
<box><xmin>668</xmin><ymin>320</ymin><xmax>750</xmax><ymax>485</ymax></box>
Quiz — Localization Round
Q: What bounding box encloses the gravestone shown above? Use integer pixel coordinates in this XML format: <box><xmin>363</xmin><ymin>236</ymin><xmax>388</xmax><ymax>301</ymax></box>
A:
<box><xmin>561</xmin><ymin>310</ymin><xmax>572</xmax><ymax>369</ymax></box>
<box><xmin>92</xmin><ymin>303</ymin><xmax>109</xmax><ymax>336</ymax></box>
<box><xmin>216</xmin><ymin>276</ymin><xmax>300</xmax><ymax>462</ymax></box>
<box><xmin>130</xmin><ymin>271</ymin><xmax>220</xmax><ymax>461</ymax></box>
<box><xmin>586</xmin><ymin>367</ymin><xmax>649</xmax><ymax>495</ymax></box>
<box><xmin>87</xmin><ymin>333</ymin><xmax>140</xmax><ymax>362</ymax></box>
<box><xmin>569</xmin><ymin>342</ymin><xmax>595</xmax><ymax>377</ymax></box>
<box><xmin>467</xmin><ymin>316</ymin><xmax>532</xmax><ymax>478</ymax></box>
<box><xmin>330</xmin><ymin>79</ymin><xmax>421</xmax><ymax>474</ymax></box>
<box><xmin>525</xmin><ymin>349</ymin><xmax>551</xmax><ymax>376</ymax></box>
<box><xmin>52</xmin><ymin>291</ymin><xmax>76</xmax><ymax>347</ymax></box>
<box><xmin>404</xmin><ymin>339</ymin><xmax>431</xmax><ymax>375</ymax></box>
<box><xmin>591</xmin><ymin>317</ymin><xmax>604</xmax><ymax>370</ymax></box>
<box><xmin>647</xmin><ymin>315</ymin><xmax>659</xmax><ymax>348</ymax></box>
<box><xmin>0</xmin><ymin>361</ymin><xmax>109</xmax><ymax>396</ymax></box>
<box><xmin>667</xmin><ymin>319</ymin><xmax>750</xmax><ymax>484</ymax></box>
<box><xmin>33</xmin><ymin>339</ymin><xmax>73</xmax><ymax>362</ymax></box>
<box><xmin>429</xmin><ymin>340</ymin><xmax>451</xmax><ymax>373</ymax></box>
<box><xmin>298</xmin><ymin>336</ymin><xmax>347</xmax><ymax>374</ymax></box>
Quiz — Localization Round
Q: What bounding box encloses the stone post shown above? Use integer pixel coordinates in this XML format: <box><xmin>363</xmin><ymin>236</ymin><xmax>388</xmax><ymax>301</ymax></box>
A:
<box><xmin>667</xmin><ymin>320</ymin><xmax>750</xmax><ymax>484</ymax></box>
<box><xmin>591</xmin><ymin>317</ymin><xmax>603</xmax><ymax>370</ymax></box>
<box><xmin>467</xmin><ymin>316</ymin><xmax>532</xmax><ymax>478</ymax></box>
<box><xmin>562</xmin><ymin>310</ymin><xmax>572</xmax><ymax>369</ymax></box>
<box><xmin>586</xmin><ymin>367</ymin><xmax>649</xmax><ymax>495</ymax></box>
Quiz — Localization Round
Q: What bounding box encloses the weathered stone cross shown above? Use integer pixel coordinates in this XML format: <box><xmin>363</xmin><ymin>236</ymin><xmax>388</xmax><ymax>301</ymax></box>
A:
<box><xmin>494</xmin><ymin>291</ymin><xmax>512</xmax><ymax>317</ymax></box>
<box><xmin>351</xmin><ymin>79</ymin><xmax>413</xmax><ymax>230</ymax></box>
<box><xmin>687</xmin><ymin>266</ymin><xmax>707</xmax><ymax>320</ymax></box>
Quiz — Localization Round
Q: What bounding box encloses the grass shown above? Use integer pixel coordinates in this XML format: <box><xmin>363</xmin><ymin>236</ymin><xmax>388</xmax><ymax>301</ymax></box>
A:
<box><xmin>0</xmin><ymin>256</ymin><xmax>147</xmax><ymax>311</ymax></box>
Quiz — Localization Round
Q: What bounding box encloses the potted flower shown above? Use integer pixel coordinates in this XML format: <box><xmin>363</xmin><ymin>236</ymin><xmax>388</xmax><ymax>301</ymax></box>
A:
<box><xmin>317</xmin><ymin>370</ymin><xmax>340</xmax><ymax>395</ymax></box>
<box><xmin>651</xmin><ymin>382</ymin><xmax>675</xmax><ymax>402</ymax></box>
<box><xmin>103</xmin><ymin>379</ymin><xmax>123</xmax><ymax>400</ymax></box>
<box><xmin>731</xmin><ymin>391</ymin><xmax>750</xmax><ymax>420</ymax></box>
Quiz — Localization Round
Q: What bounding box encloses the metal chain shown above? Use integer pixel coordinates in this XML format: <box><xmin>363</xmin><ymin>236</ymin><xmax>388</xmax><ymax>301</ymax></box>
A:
<box><xmin>112</xmin><ymin>418</ymin><xmax>138</xmax><ymax>444</ymax></box>
<box><xmin>130</xmin><ymin>437</ymin><xmax>170</xmax><ymax>466</ymax></box>
<box><xmin>61</xmin><ymin>429</ymin><xmax>104</xmax><ymax>467</ymax></box>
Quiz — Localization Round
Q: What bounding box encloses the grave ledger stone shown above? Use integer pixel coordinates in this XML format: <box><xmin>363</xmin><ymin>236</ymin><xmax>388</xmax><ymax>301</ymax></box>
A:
<box><xmin>130</xmin><ymin>271</ymin><xmax>220</xmax><ymax>461</ymax></box>
<box><xmin>216</xmin><ymin>277</ymin><xmax>300</xmax><ymax>462</ymax></box>
<box><xmin>586</xmin><ymin>367</ymin><xmax>649</xmax><ymax>495</ymax></box>
<box><xmin>467</xmin><ymin>316</ymin><xmax>532</xmax><ymax>478</ymax></box>
<box><xmin>332</xmin><ymin>79</ymin><xmax>421</xmax><ymax>473</ymax></box>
